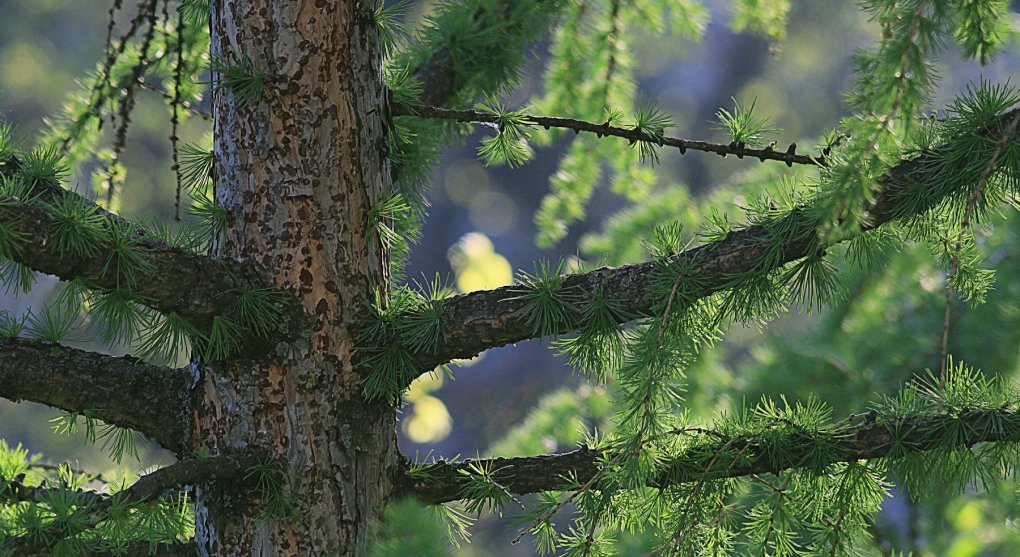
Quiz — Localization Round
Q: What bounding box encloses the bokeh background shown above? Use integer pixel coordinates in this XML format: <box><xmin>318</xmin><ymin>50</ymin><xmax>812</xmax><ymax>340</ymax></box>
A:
<box><xmin>2</xmin><ymin>1</ymin><xmax>1020</xmax><ymax>555</ymax></box>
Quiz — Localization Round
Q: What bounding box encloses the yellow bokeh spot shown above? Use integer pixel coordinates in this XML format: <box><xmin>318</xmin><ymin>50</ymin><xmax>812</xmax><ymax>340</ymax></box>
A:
<box><xmin>403</xmin><ymin>395</ymin><xmax>452</xmax><ymax>444</ymax></box>
<box><xmin>952</xmin><ymin>500</ymin><xmax>982</xmax><ymax>531</ymax></box>
<box><xmin>448</xmin><ymin>232</ymin><xmax>512</xmax><ymax>293</ymax></box>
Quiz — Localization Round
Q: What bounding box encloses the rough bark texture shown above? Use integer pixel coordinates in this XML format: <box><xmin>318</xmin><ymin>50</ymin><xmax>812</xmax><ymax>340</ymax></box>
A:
<box><xmin>0</xmin><ymin>338</ymin><xmax>194</xmax><ymax>454</ymax></box>
<box><xmin>194</xmin><ymin>2</ymin><xmax>396</xmax><ymax>555</ymax></box>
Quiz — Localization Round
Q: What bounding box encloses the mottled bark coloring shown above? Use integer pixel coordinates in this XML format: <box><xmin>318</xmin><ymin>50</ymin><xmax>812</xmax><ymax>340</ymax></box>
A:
<box><xmin>196</xmin><ymin>1</ymin><xmax>396</xmax><ymax>555</ymax></box>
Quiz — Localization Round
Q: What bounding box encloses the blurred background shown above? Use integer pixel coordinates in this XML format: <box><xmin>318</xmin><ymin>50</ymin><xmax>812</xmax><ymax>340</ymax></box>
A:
<box><xmin>2</xmin><ymin>0</ymin><xmax>1020</xmax><ymax>555</ymax></box>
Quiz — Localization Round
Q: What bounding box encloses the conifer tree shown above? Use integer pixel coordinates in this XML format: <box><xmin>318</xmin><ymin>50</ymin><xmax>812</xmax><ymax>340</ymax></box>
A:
<box><xmin>0</xmin><ymin>1</ymin><xmax>1018</xmax><ymax>556</ymax></box>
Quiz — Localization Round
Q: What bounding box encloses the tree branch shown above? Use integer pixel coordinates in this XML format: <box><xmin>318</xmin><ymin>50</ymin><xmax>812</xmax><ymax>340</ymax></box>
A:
<box><xmin>402</xmin><ymin>406</ymin><xmax>1020</xmax><ymax>504</ymax></box>
<box><xmin>0</xmin><ymin>339</ymin><xmax>194</xmax><ymax>454</ymax></box>
<box><xmin>393</xmin><ymin>103</ymin><xmax>821</xmax><ymax>167</ymax></box>
<box><xmin>409</xmin><ymin>107</ymin><xmax>1020</xmax><ymax>376</ymax></box>
<box><xmin>0</xmin><ymin>157</ymin><xmax>306</xmax><ymax>341</ymax></box>
<box><xmin>2</xmin><ymin>456</ymin><xmax>254</xmax><ymax>556</ymax></box>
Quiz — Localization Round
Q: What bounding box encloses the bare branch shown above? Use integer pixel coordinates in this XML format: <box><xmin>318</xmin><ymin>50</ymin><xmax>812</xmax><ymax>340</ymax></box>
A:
<box><xmin>394</xmin><ymin>103</ymin><xmax>821</xmax><ymax>167</ymax></box>
<box><xmin>402</xmin><ymin>406</ymin><xmax>1020</xmax><ymax>504</ymax></box>
<box><xmin>408</xmin><ymin>107</ymin><xmax>1020</xmax><ymax>376</ymax></box>
<box><xmin>0</xmin><ymin>338</ymin><xmax>193</xmax><ymax>454</ymax></box>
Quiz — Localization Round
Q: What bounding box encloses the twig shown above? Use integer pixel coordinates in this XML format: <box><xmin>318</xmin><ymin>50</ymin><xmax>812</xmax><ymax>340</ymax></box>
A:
<box><xmin>394</xmin><ymin>103</ymin><xmax>822</xmax><ymax>167</ymax></box>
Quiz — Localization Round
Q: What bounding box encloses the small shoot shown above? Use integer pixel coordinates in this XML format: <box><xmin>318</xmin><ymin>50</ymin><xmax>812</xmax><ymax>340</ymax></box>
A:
<box><xmin>458</xmin><ymin>461</ymin><xmax>514</xmax><ymax>516</ymax></box>
<box><xmin>90</xmin><ymin>287</ymin><xmax>147</xmax><ymax>347</ymax></box>
<box><xmin>209</xmin><ymin>55</ymin><xmax>267</xmax><ymax>107</ymax></box>
<box><xmin>102</xmin><ymin>220</ymin><xmax>152</xmax><ymax>288</ymax></box>
<box><xmin>0</xmin><ymin>310</ymin><xmax>27</xmax><ymax>338</ymax></box>
<box><xmin>0</xmin><ymin>259</ymin><xmax>35</xmax><ymax>295</ymax></box>
<box><xmin>630</xmin><ymin>99</ymin><xmax>673</xmax><ymax>164</ymax></box>
<box><xmin>398</xmin><ymin>275</ymin><xmax>451</xmax><ymax>353</ymax></box>
<box><xmin>0</xmin><ymin>216</ymin><xmax>28</xmax><ymax>260</ymax></box>
<box><xmin>246</xmin><ymin>458</ymin><xmax>299</xmax><ymax>521</ymax></box>
<box><xmin>431</xmin><ymin>502</ymin><xmax>475</xmax><ymax>547</ymax></box>
<box><xmin>96</xmin><ymin>424</ymin><xmax>147</xmax><ymax>464</ymax></box>
<box><xmin>510</xmin><ymin>260</ymin><xmax>578</xmax><ymax>339</ymax></box>
<box><xmin>20</xmin><ymin>144</ymin><xmax>69</xmax><ymax>188</ymax></box>
<box><xmin>140</xmin><ymin>217</ymin><xmax>206</xmax><ymax>252</ymax></box>
<box><xmin>373</xmin><ymin>1</ymin><xmax>410</xmax><ymax>57</ymax></box>
<box><xmin>203</xmin><ymin>315</ymin><xmax>244</xmax><ymax>361</ymax></box>
<box><xmin>553</xmin><ymin>287</ymin><xmax>629</xmax><ymax>382</ymax></box>
<box><xmin>476</xmin><ymin>100</ymin><xmax>534</xmax><ymax>168</ymax></box>
<box><xmin>188</xmin><ymin>185</ymin><xmax>228</xmax><ymax>245</ymax></box>
<box><xmin>25</xmin><ymin>306</ymin><xmax>79</xmax><ymax>343</ymax></box>
<box><xmin>781</xmin><ymin>254</ymin><xmax>844</xmax><ymax>314</ymax></box>
<box><xmin>43</xmin><ymin>194</ymin><xmax>107</xmax><ymax>258</ymax></box>
<box><xmin>386</xmin><ymin>65</ymin><xmax>423</xmax><ymax>106</ymax></box>
<box><xmin>179</xmin><ymin>0</ymin><xmax>210</xmax><ymax>26</ymax></box>
<box><xmin>177</xmin><ymin>143</ymin><xmax>214</xmax><ymax>191</ymax></box>
<box><xmin>366</xmin><ymin>193</ymin><xmax>421</xmax><ymax>252</ymax></box>
<box><xmin>0</xmin><ymin>123</ymin><xmax>18</xmax><ymax>160</ymax></box>
<box><xmin>713</xmin><ymin>97</ymin><xmax>781</xmax><ymax>148</ymax></box>
<box><xmin>136</xmin><ymin>311</ymin><xmax>202</xmax><ymax>365</ymax></box>
<box><xmin>230</xmin><ymin>287</ymin><xmax>287</xmax><ymax>337</ymax></box>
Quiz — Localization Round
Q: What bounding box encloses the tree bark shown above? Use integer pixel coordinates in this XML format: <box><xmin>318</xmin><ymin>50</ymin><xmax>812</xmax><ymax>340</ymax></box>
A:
<box><xmin>193</xmin><ymin>2</ymin><xmax>395</xmax><ymax>555</ymax></box>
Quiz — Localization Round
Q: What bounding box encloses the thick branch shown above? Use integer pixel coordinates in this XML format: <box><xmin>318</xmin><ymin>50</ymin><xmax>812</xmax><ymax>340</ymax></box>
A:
<box><xmin>3</xmin><ymin>456</ymin><xmax>252</xmax><ymax>556</ymax></box>
<box><xmin>403</xmin><ymin>407</ymin><xmax>1020</xmax><ymax>504</ymax></box>
<box><xmin>411</xmin><ymin>107</ymin><xmax>1020</xmax><ymax>375</ymax></box>
<box><xmin>394</xmin><ymin>103</ymin><xmax>821</xmax><ymax>167</ymax></box>
<box><xmin>0</xmin><ymin>339</ymin><xmax>193</xmax><ymax>454</ymax></box>
<box><xmin>0</xmin><ymin>158</ymin><xmax>305</xmax><ymax>341</ymax></box>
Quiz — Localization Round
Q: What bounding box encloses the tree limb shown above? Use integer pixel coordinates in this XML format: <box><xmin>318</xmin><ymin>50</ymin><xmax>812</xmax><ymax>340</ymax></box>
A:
<box><xmin>393</xmin><ymin>103</ymin><xmax>821</xmax><ymax>167</ymax></box>
<box><xmin>0</xmin><ymin>338</ymin><xmax>194</xmax><ymax>454</ymax></box>
<box><xmin>402</xmin><ymin>406</ymin><xmax>1020</xmax><ymax>504</ymax></box>
<box><xmin>2</xmin><ymin>456</ymin><xmax>254</xmax><ymax>556</ymax></box>
<box><xmin>408</xmin><ymin>107</ymin><xmax>1020</xmax><ymax>376</ymax></box>
<box><xmin>0</xmin><ymin>158</ymin><xmax>306</xmax><ymax>342</ymax></box>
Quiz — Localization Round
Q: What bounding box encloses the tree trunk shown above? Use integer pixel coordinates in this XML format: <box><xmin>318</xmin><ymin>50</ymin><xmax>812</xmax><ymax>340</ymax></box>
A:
<box><xmin>194</xmin><ymin>1</ymin><xmax>395</xmax><ymax>555</ymax></box>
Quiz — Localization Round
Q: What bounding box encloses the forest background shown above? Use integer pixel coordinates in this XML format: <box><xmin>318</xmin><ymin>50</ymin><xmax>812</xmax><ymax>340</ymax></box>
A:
<box><xmin>1</xmin><ymin>0</ymin><xmax>1019</xmax><ymax>555</ymax></box>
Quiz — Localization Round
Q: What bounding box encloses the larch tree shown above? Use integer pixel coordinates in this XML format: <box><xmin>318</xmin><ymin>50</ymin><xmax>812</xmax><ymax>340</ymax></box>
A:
<box><xmin>0</xmin><ymin>0</ymin><xmax>1019</xmax><ymax>556</ymax></box>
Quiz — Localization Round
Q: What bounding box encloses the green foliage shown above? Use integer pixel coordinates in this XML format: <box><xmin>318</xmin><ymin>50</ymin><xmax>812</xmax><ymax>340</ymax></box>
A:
<box><xmin>713</xmin><ymin>97</ymin><xmax>781</xmax><ymax>148</ymax></box>
<box><xmin>476</xmin><ymin>100</ymin><xmax>534</xmax><ymax>167</ymax></box>
<box><xmin>630</xmin><ymin>100</ymin><xmax>672</xmax><ymax>164</ymax></box>
<box><xmin>101</xmin><ymin>220</ymin><xmax>151</xmax><ymax>288</ymax></box>
<box><xmin>367</xmin><ymin>193</ymin><xmax>422</xmax><ymax>273</ymax></box>
<box><xmin>245</xmin><ymin>459</ymin><xmax>298</xmax><ymax>521</ymax></box>
<box><xmin>202</xmin><ymin>316</ymin><xmax>243</xmax><ymax>362</ymax></box>
<box><xmin>373</xmin><ymin>1</ymin><xmax>410</xmax><ymax>57</ymax></box>
<box><xmin>3</xmin><ymin>0</ymin><xmax>1020</xmax><ymax>554</ymax></box>
<box><xmin>187</xmin><ymin>183</ymin><xmax>228</xmax><ymax>245</ymax></box>
<box><xmin>229</xmin><ymin>287</ymin><xmax>286</xmax><ymax>338</ymax></box>
<box><xmin>208</xmin><ymin>55</ymin><xmax>266</xmax><ymax>107</ymax></box>
<box><xmin>731</xmin><ymin>0</ymin><xmax>791</xmax><ymax>40</ymax></box>
<box><xmin>136</xmin><ymin>311</ymin><xmax>198</xmax><ymax>365</ymax></box>
<box><xmin>510</xmin><ymin>260</ymin><xmax>578</xmax><ymax>339</ymax></box>
<box><xmin>24</xmin><ymin>306</ymin><xmax>79</xmax><ymax>343</ymax></box>
<box><xmin>952</xmin><ymin>0</ymin><xmax>1010</xmax><ymax>65</ymax></box>
<box><xmin>19</xmin><ymin>145</ymin><xmax>69</xmax><ymax>188</ymax></box>
<box><xmin>385</xmin><ymin>65</ymin><xmax>423</xmax><ymax>106</ymax></box>
<box><xmin>179</xmin><ymin>0</ymin><xmax>211</xmax><ymax>27</ymax></box>
<box><xmin>43</xmin><ymin>194</ymin><xmax>106</xmax><ymax>259</ymax></box>
<box><xmin>176</xmin><ymin>143</ymin><xmax>213</xmax><ymax>191</ymax></box>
